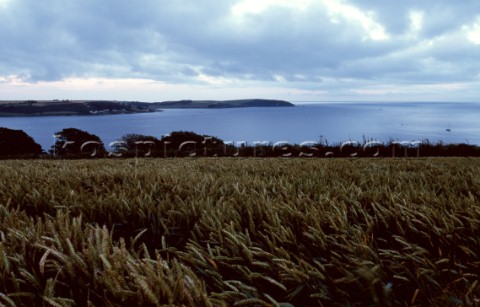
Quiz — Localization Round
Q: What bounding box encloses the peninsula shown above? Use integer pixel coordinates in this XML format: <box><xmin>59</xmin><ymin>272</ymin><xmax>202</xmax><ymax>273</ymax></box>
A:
<box><xmin>0</xmin><ymin>99</ymin><xmax>294</xmax><ymax>116</ymax></box>
<box><xmin>154</xmin><ymin>99</ymin><xmax>293</xmax><ymax>109</ymax></box>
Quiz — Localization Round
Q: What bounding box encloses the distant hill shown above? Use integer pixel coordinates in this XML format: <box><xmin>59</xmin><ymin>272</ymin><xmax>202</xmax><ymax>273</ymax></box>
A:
<box><xmin>0</xmin><ymin>99</ymin><xmax>294</xmax><ymax>116</ymax></box>
<box><xmin>153</xmin><ymin>99</ymin><xmax>294</xmax><ymax>109</ymax></box>
<box><xmin>0</xmin><ymin>100</ymin><xmax>154</xmax><ymax>116</ymax></box>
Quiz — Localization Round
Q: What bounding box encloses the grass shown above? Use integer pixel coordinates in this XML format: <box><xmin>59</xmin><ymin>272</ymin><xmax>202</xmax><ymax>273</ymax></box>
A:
<box><xmin>0</xmin><ymin>158</ymin><xmax>479</xmax><ymax>306</ymax></box>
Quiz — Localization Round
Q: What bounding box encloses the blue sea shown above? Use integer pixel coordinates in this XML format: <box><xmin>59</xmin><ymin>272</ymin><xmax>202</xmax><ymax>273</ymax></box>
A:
<box><xmin>1</xmin><ymin>102</ymin><xmax>480</xmax><ymax>152</ymax></box>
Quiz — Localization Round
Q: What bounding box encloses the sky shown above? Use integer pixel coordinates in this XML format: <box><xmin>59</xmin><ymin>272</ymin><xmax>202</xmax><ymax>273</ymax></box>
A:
<box><xmin>0</xmin><ymin>0</ymin><xmax>479</xmax><ymax>102</ymax></box>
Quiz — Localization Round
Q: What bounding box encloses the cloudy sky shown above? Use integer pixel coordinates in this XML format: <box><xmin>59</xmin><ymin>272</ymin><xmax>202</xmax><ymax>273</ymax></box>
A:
<box><xmin>1</xmin><ymin>0</ymin><xmax>479</xmax><ymax>102</ymax></box>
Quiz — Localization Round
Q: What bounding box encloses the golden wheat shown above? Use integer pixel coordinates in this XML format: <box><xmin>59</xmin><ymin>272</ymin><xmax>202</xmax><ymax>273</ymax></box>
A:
<box><xmin>0</xmin><ymin>158</ymin><xmax>479</xmax><ymax>305</ymax></box>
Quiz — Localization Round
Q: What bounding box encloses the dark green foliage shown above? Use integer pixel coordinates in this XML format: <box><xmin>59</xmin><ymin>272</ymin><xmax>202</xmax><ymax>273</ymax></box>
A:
<box><xmin>85</xmin><ymin>101</ymin><xmax>153</xmax><ymax>113</ymax></box>
<box><xmin>50</xmin><ymin>128</ymin><xmax>105</xmax><ymax>158</ymax></box>
<box><xmin>113</xmin><ymin>131</ymin><xmax>226</xmax><ymax>158</ymax></box>
<box><xmin>112</xmin><ymin>134</ymin><xmax>162</xmax><ymax>157</ymax></box>
<box><xmin>1</xmin><ymin>124</ymin><xmax>480</xmax><ymax>159</ymax></box>
<box><xmin>161</xmin><ymin>131</ymin><xmax>225</xmax><ymax>157</ymax></box>
<box><xmin>0</xmin><ymin>127</ymin><xmax>43</xmax><ymax>158</ymax></box>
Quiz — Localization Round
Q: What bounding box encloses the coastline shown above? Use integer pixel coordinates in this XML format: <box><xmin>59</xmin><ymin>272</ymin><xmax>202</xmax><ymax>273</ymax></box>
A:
<box><xmin>0</xmin><ymin>99</ymin><xmax>294</xmax><ymax>117</ymax></box>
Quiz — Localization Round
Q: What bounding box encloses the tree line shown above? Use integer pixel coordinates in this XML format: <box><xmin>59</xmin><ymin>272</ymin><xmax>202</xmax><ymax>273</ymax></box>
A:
<box><xmin>1</xmin><ymin>126</ymin><xmax>480</xmax><ymax>159</ymax></box>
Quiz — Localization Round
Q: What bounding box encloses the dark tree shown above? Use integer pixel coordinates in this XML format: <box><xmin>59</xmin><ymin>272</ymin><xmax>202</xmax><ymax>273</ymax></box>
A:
<box><xmin>0</xmin><ymin>127</ymin><xmax>43</xmax><ymax>158</ymax></box>
<box><xmin>51</xmin><ymin>128</ymin><xmax>105</xmax><ymax>158</ymax></box>
<box><xmin>112</xmin><ymin>131</ymin><xmax>226</xmax><ymax>157</ymax></box>
<box><xmin>112</xmin><ymin>134</ymin><xmax>161</xmax><ymax>157</ymax></box>
<box><xmin>161</xmin><ymin>131</ymin><xmax>225</xmax><ymax>157</ymax></box>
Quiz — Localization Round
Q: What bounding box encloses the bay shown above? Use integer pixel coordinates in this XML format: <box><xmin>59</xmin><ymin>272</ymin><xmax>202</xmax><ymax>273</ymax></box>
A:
<box><xmin>1</xmin><ymin>102</ymin><xmax>480</xmax><ymax>152</ymax></box>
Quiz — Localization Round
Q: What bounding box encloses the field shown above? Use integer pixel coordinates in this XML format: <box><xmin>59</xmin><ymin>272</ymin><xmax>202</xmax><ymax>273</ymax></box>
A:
<box><xmin>0</xmin><ymin>158</ymin><xmax>479</xmax><ymax>306</ymax></box>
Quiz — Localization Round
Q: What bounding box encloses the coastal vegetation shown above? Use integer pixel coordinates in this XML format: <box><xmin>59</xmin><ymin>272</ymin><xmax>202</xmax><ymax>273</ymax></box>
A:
<box><xmin>0</xmin><ymin>100</ymin><xmax>154</xmax><ymax>116</ymax></box>
<box><xmin>0</xmin><ymin>99</ymin><xmax>294</xmax><ymax>116</ymax></box>
<box><xmin>51</xmin><ymin>128</ymin><xmax>106</xmax><ymax>158</ymax></box>
<box><xmin>1</xmin><ymin>127</ymin><xmax>480</xmax><ymax>159</ymax></box>
<box><xmin>0</xmin><ymin>128</ymin><xmax>43</xmax><ymax>158</ymax></box>
<box><xmin>0</xmin><ymin>158</ymin><xmax>479</xmax><ymax>306</ymax></box>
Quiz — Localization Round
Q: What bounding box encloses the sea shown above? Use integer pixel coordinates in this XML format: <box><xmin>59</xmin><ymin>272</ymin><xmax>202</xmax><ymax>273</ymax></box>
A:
<box><xmin>1</xmin><ymin>102</ymin><xmax>480</xmax><ymax>152</ymax></box>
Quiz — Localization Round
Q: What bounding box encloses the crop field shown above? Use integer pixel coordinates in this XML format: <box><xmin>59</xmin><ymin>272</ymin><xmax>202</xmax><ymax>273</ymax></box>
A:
<box><xmin>0</xmin><ymin>158</ymin><xmax>479</xmax><ymax>306</ymax></box>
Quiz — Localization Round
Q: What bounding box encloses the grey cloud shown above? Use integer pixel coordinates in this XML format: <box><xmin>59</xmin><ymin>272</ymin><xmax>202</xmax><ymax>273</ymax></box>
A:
<box><xmin>177</xmin><ymin>5</ymin><xmax>404</xmax><ymax>80</ymax></box>
<box><xmin>352</xmin><ymin>0</ymin><xmax>480</xmax><ymax>36</ymax></box>
<box><xmin>0</xmin><ymin>0</ymin><xmax>479</xmax><ymax>95</ymax></box>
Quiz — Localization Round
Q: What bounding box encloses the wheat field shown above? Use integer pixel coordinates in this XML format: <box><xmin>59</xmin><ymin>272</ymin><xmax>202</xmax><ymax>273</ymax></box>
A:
<box><xmin>0</xmin><ymin>158</ymin><xmax>479</xmax><ymax>306</ymax></box>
